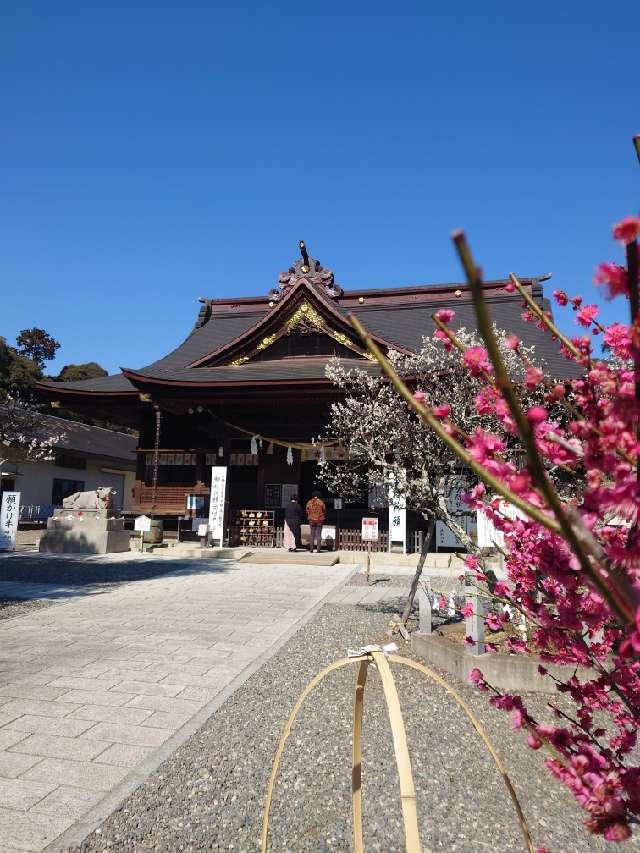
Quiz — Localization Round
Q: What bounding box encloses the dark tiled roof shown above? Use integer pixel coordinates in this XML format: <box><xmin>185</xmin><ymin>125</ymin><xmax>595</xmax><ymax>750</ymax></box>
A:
<box><xmin>126</xmin><ymin>357</ymin><xmax>379</xmax><ymax>385</ymax></box>
<box><xmin>47</xmin><ymin>373</ymin><xmax>137</xmax><ymax>393</ymax></box>
<box><xmin>43</xmin><ymin>416</ymin><xmax>136</xmax><ymax>464</ymax></box>
<box><xmin>37</xmin><ymin>278</ymin><xmax>579</xmax><ymax>394</ymax></box>
<box><xmin>350</xmin><ymin>298</ymin><xmax>573</xmax><ymax>377</ymax></box>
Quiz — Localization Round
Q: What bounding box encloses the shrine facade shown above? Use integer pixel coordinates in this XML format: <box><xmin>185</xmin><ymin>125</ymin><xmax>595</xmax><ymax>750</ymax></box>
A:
<box><xmin>37</xmin><ymin>244</ymin><xmax>567</xmax><ymax>541</ymax></box>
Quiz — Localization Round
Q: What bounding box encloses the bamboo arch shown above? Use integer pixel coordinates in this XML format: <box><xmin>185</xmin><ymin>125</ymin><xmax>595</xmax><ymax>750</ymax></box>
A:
<box><xmin>261</xmin><ymin>648</ymin><xmax>534</xmax><ymax>853</ymax></box>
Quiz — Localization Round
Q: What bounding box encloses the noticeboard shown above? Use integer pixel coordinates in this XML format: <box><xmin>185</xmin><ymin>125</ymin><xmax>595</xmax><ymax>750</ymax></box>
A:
<box><xmin>361</xmin><ymin>517</ymin><xmax>379</xmax><ymax>542</ymax></box>
<box><xmin>134</xmin><ymin>515</ymin><xmax>152</xmax><ymax>533</ymax></box>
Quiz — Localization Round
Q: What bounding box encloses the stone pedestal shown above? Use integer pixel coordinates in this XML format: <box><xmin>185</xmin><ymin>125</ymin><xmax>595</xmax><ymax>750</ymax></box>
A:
<box><xmin>39</xmin><ymin>510</ymin><xmax>130</xmax><ymax>555</ymax></box>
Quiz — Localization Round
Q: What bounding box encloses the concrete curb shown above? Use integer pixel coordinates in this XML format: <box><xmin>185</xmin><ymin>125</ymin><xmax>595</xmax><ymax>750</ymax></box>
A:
<box><xmin>411</xmin><ymin>630</ymin><xmax>593</xmax><ymax>695</ymax></box>
<box><xmin>44</xmin><ymin>565</ymin><xmax>356</xmax><ymax>852</ymax></box>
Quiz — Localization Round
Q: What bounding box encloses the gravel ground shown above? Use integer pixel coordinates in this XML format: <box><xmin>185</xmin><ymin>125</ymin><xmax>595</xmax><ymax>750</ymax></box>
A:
<box><xmin>76</xmin><ymin>602</ymin><xmax>626</xmax><ymax>853</ymax></box>
<box><xmin>347</xmin><ymin>573</ymin><xmax>463</xmax><ymax>594</ymax></box>
<box><xmin>0</xmin><ymin>596</ymin><xmax>56</xmax><ymax>621</ymax></box>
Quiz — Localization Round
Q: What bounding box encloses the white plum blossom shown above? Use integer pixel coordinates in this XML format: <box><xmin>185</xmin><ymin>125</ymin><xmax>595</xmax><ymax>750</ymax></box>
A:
<box><xmin>0</xmin><ymin>396</ymin><xmax>63</xmax><ymax>463</ymax></box>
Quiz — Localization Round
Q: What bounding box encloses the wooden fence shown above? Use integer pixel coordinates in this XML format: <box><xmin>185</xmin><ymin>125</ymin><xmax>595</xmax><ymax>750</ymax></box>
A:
<box><xmin>270</xmin><ymin>527</ymin><xmax>425</xmax><ymax>553</ymax></box>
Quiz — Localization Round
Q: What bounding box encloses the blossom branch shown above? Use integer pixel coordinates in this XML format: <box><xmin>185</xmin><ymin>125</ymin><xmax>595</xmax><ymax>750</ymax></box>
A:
<box><xmin>452</xmin><ymin>230</ymin><xmax>635</xmax><ymax>627</ymax></box>
<box><xmin>348</xmin><ymin>312</ymin><xmax>563</xmax><ymax>535</ymax></box>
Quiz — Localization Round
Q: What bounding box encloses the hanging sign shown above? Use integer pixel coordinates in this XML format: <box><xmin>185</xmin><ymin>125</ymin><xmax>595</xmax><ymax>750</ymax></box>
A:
<box><xmin>388</xmin><ymin>470</ymin><xmax>407</xmax><ymax>554</ymax></box>
<box><xmin>361</xmin><ymin>517</ymin><xmax>379</xmax><ymax>542</ymax></box>
<box><xmin>0</xmin><ymin>492</ymin><xmax>20</xmax><ymax>551</ymax></box>
<box><xmin>208</xmin><ymin>466</ymin><xmax>228</xmax><ymax>545</ymax></box>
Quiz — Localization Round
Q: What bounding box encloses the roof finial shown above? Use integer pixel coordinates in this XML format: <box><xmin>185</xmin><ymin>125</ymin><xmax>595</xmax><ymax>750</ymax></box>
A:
<box><xmin>299</xmin><ymin>240</ymin><xmax>310</xmax><ymax>274</ymax></box>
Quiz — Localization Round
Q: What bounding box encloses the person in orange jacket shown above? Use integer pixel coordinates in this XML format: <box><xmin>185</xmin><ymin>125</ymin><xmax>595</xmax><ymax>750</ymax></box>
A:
<box><xmin>305</xmin><ymin>490</ymin><xmax>326</xmax><ymax>553</ymax></box>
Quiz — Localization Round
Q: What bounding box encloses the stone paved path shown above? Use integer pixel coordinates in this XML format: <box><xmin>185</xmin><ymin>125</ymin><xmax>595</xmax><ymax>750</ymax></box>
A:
<box><xmin>0</xmin><ymin>559</ymin><xmax>352</xmax><ymax>851</ymax></box>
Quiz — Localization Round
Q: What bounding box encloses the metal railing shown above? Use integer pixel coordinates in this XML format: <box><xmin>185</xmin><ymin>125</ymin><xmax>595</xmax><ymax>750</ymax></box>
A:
<box><xmin>19</xmin><ymin>504</ymin><xmax>55</xmax><ymax>522</ymax></box>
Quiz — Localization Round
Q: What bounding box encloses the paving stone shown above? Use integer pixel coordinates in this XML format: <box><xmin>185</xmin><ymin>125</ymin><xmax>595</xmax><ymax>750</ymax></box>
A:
<box><xmin>0</xmin><ymin>750</ymin><xmax>42</xmax><ymax>778</ymax></box>
<box><xmin>0</xmin><ymin>807</ymin><xmax>74</xmax><ymax>851</ymax></box>
<box><xmin>111</xmin><ymin>680</ymin><xmax>185</xmax><ymax>698</ymax></box>
<box><xmin>80</xmin><ymin>722</ymin><xmax>173</xmax><ymax>748</ymax></box>
<box><xmin>5</xmin><ymin>715</ymin><xmax>95</xmax><ymax>737</ymax></box>
<box><xmin>49</xmin><ymin>675</ymin><xmax>120</xmax><ymax>691</ymax></box>
<box><xmin>100</xmin><ymin>667</ymin><xmax>167</xmax><ymax>683</ymax></box>
<box><xmin>0</xmin><ymin>777</ymin><xmax>56</xmax><ymax>810</ymax></box>
<box><xmin>140</xmin><ymin>710</ymin><xmax>193</xmax><ymax>730</ymax></box>
<box><xmin>0</xmin><ymin>698</ymin><xmax>80</xmax><ymax>719</ymax></box>
<box><xmin>0</xmin><ymin>709</ymin><xmax>23</xmax><ymax>728</ymax></box>
<box><xmin>21</xmin><ymin>758</ymin><xmax>129</xmax><ymax>792</ymax></box>
<box><xmin>126</xmin><ymin>694</ymin><xmax>202</xmax><ymax>715</ymax></box>
<box><xmin>94</xmin><ymin>743</ymin><xmax>153</xmax><ymax>767</ymax></box>
<box><xmin>158</xmin><ymin>670</ymin><xmax>230</xmax><ymax>690</ymax></box>
<box><xmin>30</xmin><ymin>785</ymin><xmax>104</xmax><ymax>819</ymax></box>
<box><xmin>176</xmin><ymin>685</ymin><xmax>218</xmax><ymax>704</ymax></box>
<box><xmin>0</xmin><ymin>558</ymin><xmax>352</xmax><ymax>852</ymax></box>
<box><xmin>56</xmin><ymin>689</ymin><xmax>137</xmax><ymax>707</ymax></box>
<box><xmin>67</xmin><ymin>704</ymin><xmax>153</xmax><ymax>725</ymax></box>
<box><xmin>0</xmin><ymin>728</ymin><xmax>29</xmax><ymax>750</ymax></box>
<box><xmin>0</xmin><ymin>685</ymin><xmax>65</xmax><ymax>702</ymax></box>
<box><xmin>10</xmin><ymin>734</ymin><xmax>112</xmax><ymax>762</ymax></box>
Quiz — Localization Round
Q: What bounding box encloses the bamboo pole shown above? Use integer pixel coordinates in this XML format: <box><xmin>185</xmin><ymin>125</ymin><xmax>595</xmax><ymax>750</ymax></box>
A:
<box><xmin>352</xmin><ymin>660</ymin><xmax>369</xmax><ymax>853</ymax></box>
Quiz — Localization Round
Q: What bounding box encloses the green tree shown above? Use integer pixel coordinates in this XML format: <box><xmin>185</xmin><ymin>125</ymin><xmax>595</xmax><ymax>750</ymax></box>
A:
<box><xmin>0</xmin><ymin>337</ymin><xmax>42</xmax><ymax>400</ymax></box>
<box><xmin>16</xmin><ymin>328</ymin><xmax>60</xmax><ymax>369</ymax></box>
<box><xmin>57</xmin><ymin>362</ymin><xmax>107</xmax><ymax>382</ymax></box>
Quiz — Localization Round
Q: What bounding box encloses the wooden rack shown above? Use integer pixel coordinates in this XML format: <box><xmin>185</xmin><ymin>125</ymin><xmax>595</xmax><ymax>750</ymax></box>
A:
<box><xmin>233</xmin><ymin>509</ymin><xmax>275</xmax><ymax>547</ymax></box>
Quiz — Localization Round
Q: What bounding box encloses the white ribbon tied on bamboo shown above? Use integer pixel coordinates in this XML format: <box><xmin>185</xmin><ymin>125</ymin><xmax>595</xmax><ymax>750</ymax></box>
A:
<box><xmin>347</xmin><ymin>642</ymin><xmax>399</xmax><ymax>658</ymax></box>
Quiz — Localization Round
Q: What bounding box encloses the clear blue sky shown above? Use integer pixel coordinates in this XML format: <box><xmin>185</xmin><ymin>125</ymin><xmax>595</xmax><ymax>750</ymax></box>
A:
<box><xmin>2</xmin><ymin>1</ymin><xmax>638</xmax><ymax>375</ymax></box>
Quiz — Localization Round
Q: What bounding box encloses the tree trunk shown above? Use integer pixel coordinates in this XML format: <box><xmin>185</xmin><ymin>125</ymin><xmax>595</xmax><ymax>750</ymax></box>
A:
<box><xmin>436</xmin><ymin>491</ymin><xmax>480</xmax><ymax>555</ymax></box>
<box><xmin>401</xmin><ymin>518</ymin><xmax>435</xmax><ymax>626</ymax></box>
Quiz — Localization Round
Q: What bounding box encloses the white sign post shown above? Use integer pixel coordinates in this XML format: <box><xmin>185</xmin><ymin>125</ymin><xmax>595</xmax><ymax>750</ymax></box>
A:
<box><xmin>208</xmin><ymin>466</ymin><xmax>228</xmax><ymax>546</ymax></box>
<box><xmin>388</xmin><ymin>471</ymin><xmax>407</xmax><ymax>555</ymax></box>
<box><xmin>361</xmin><ymin>517</ymin><xmax>378</xmax><ymax>583</ymax></box>
<box><xmin>0</xmin><ymin>492</ymin><xmax>21</xmax><ymax>551</ymax></box>
<box><xmin>134</xmin><ymin>514</ymin><xmax>152</xmax><ymax>553</ymax></box>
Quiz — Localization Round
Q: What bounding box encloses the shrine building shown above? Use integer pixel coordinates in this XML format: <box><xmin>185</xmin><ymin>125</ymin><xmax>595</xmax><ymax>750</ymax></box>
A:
<box><xmin>36</xmin><ymin>244</ymin><xmax>568</xmax><ymax>546</ymax></box>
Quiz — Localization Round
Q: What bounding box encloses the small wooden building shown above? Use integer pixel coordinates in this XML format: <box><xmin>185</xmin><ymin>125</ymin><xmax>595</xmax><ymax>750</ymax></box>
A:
<box><xmin>37</xmin><ymin>247</ymin><xmax>565</xmax><ymax>544</ymax></box>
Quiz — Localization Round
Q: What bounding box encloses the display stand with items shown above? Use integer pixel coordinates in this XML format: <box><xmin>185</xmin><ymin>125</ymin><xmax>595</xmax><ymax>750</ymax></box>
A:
<box><xmin>233</xmin><ymin>509</ymin><xmax>275</xmax><ymax>547</ymax></box>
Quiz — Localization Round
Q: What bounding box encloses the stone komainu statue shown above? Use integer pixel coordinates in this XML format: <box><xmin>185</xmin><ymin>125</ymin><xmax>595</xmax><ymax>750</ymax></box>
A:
<box><xmin>62</xmin><ymin>487</ymin><xmax>116</xmax><ymax>514</ymax></box>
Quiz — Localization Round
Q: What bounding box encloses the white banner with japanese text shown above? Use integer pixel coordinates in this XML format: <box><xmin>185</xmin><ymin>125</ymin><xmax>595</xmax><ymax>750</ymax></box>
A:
<box><xmin>0</xmin><ymin>492</ymin><xmax>21</xmax><ymax>551</ymax></box>
<box><xmin>208</xmin><ymin>467</ymin><xmax>228</xmax><ymax>545</ymax></box>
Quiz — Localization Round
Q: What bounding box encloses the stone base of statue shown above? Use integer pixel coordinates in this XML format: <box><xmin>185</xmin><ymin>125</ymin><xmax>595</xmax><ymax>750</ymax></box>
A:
<box><xmin>39</xmin><ymin>509</ymin><xmax>131</xmax><ymax>555</ymax></box>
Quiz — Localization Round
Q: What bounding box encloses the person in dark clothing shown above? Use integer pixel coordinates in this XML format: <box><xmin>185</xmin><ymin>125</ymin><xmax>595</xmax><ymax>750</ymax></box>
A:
<box><xmin>283</xmin><ymin>495</ymin><xmax>303</xmax><ymax>551</ymax></box>
<box><xmin>305</xmin><ymin>490</ymin><xmax>326</xmax><ymax>553</ymax></box>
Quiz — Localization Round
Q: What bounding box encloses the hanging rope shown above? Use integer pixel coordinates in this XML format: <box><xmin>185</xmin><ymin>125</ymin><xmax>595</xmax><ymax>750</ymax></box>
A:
<box><xmin>197</xmin><ymin>406</ymin><xmax>342</xmax><ymax>453</ymax></box>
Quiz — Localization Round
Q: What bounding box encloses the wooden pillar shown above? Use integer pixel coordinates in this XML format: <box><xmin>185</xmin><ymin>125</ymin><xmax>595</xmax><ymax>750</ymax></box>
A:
<box><xmin>195</xmin><ymin>451</ymin><xmax>205</xmax><ymax>489</ymax></box>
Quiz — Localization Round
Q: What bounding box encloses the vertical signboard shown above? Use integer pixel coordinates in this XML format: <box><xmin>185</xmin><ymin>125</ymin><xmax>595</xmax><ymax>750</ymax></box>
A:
<box><xmin>0</xmin><ymin>492</ymin><xmax>20</xmax><ymax>551</ymax></box>
<box><xmin>361</xmin><ymin>517</ymin><xmax>379</xmax><ymax>541</ymax></box>
<box><xmin>388</xmin><ymin>471</ymin><xmax>407</xmax><ymax>554</ymax></box>
<box><xmin>208</xmin><ymin>467</ymin><xmax>228</xmax><ymax>546</ymax></box>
